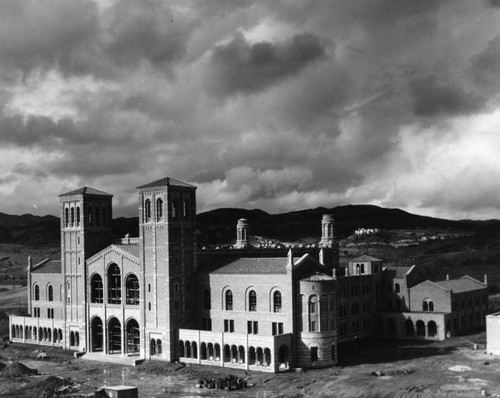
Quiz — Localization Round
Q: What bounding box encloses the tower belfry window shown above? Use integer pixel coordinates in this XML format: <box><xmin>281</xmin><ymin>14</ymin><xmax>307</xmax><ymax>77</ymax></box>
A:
<box><xmin>144</xmin><ymin>199</ymin><xmax>151</xmax><ymax>222</ymax></box>
<box><xmin>156</xmin><ymin>198</ymin><xmax>163</xmax><ymax>221</ymax></box>
<box><xmin>88</xmin><ymin>206</ymin><xmax>92</xmax><ymax>225</ymax></box>
<box><xmin>65</xmin><ymin>208</ymin><xmax>69</xmax><ymax>228</ymax></box>
<box><xmin>70</xmin><ymin>208</ymin><xmax>74</xmax><ymax>227</ymax></box>
<box><xmin>76</xmin><ymin>207</ymin><xmax>80</xmax><ymax>227</ymax></box>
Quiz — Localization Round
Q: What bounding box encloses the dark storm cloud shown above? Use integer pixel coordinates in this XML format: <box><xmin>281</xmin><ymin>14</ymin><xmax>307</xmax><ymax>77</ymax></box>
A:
<box><xmin>102</xmin><ymin>0</ymin><xmax>197</xmax><ymax>73</ymax></box>
<box><xmin>472</xmin><ymin>34</ymin><xmax>500</xmax><ymax>90</ymax></box>
<box><xmin>0</xmin><ymin>0</ymin><xmax>99</xmax><ymax>77</ymax></box>
<box><xmin>488</xmin><ymin>0</ymin><xmax>500</xmax><ymax>7</ymax></box>
<box><xmin>206</xmin><ymin>32</ymin><xmax>327</xmax><ymax>97</ymax></box>
<box><xmin>409</xmin><ymin>75</ymin><xmax>484</xmax><ymax>117</ymax></box>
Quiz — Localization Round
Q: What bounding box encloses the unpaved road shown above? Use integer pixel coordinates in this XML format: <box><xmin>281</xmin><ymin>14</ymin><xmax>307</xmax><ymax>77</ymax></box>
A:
<box><xmin>0</xmin><ymin>334</ymin><xmax>498</xmax><ymax>397</ymax></box>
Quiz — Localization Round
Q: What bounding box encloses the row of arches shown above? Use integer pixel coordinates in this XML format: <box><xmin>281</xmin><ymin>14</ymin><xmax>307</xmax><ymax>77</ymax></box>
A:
<box><xmin>222</xmin><ymin>289</ymin><xmax>282</xmax><ymax>312</ymax></box>
<box><xmin>90</xmin><ymin>316</ymin><xmax>140</xmax><ymax>355</ymax></box>
<box><xmin>11</xmin><ymin>324</ymin><xmax>64</xmax><ymax>344</ymax></box>
<box><xmin>179</xmin><ymin>340</ymin><xmax>288</xmax><ymax>368</ymax></box>
<box><xmin>143</xmin><ymin>197</ymin><xmax>191</xmax><ymax>223</ymax></box>
<box><xmin>378</xmin><ymin>319</ymin><xmax>438</xmax><ymax>338</ymax></box>
<box><xmin>33</xmin><ymin>284</ymin><xmax>55</xmax><ymax>301</ymax></box>
<box><xmin>90</xmin><ymin>267</ymin><xmax>139</xmax><ymax>305</ymax></box>
<box><xmin>64</xmin><ymin>205</ymin><xmax>109</xmax><ymax>228</ymax></box>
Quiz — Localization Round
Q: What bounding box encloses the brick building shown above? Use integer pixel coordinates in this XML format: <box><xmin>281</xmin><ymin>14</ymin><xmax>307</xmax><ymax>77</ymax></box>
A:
<box><xmin>9</xmin><ymin>176</ymin><xmax>489</xmax><ymax>373</ymax></box>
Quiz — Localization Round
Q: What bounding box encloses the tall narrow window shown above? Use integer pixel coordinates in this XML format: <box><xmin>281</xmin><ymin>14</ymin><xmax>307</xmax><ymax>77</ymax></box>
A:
<box><xmin>107</xmin><ymin>264</ymin><xmax>121</xmax><ymax>304</ymax></box>
<box><xmin>249</xmin><ymin>290</ymin><xmax>257</xmax><ymax>312</ymax></box>
<box><xmin>76</xmin><ymin>207</ymin><xmax>80</xmax><ymax>227</ymax></box>
<box><xmin>88</xmin><ymin>206</ymin><xmax>92</xmax><ymax>225</ymax></box>
<box><xmin>225</xmin><ymin>290</ymin><xmax>233</xmax><ymax>311</ymax></box>
<box><xmin>156</xmin><ymin>198</ymin><xmax>163</xmax><ymax>221</ymax></box>
<box><xmin>65</xmin><ymin>208</ymin><xmax>69</xmax><ymax>228</ymax></box>
<box><xmin>273</xmin><ymin>291</ymin><xmax>282</xmax><ymax>313</ymax></box>
<box><xmin>34</xmin><ymin>284</ymin><xmax>40</xmax><ymax>301</ymax></box>
<box><xmin>91</xmin><ymin>274</ymin><xmax>103</xmax><ymax>303</ymax></box>
<box><xmin>126</xmin><ymin>274</ymin><xmax>139</xmax><ymax>305</ymax></box>
<box><xmin>70</xmin><ymin>208</ymin><xmax>75</xmax><ymax>227</ymax></box>
<box><xmin>144</xmin><ymin>199</ymin><xmax>151</xmax><ymax>222</ymax></box>
<box><xmin>47</xmin><ymin>285</ymin><xmax>53</xmax><ymax>302</ymax></box>
<box><xmin>395</xmin><ymin>283</ymin><xmax>400</xmax><ymax>293</ymax></box>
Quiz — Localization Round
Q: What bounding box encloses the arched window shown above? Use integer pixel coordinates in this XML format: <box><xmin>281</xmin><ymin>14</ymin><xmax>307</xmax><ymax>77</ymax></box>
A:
<box><xmin>395</xmin><ymin>283</ymin><xmax>400</xmax><ymax>293</ymax></box>
<box><xmin>428</xmin><ymin>321</ymin><xmax>437</xmax><ymax>337</ymax></box>
<box><xmin>248</xmin><ymin>290</ymin><xmax>257</xmax><ymax>312</ymax></box>
<box><xmin>47</xmin><ymin>285</ymin><xmax>53</xmax><ymax>302</ymax></box>
<box><xmin>183</xmin><ymin>199</ymin><xmax>190</xmax><ymax>219</ymax></box>
<box><xmin>356</xmin><ymin>264</ymin><xmax>360</xmax><ymax>275</ymax></box>
<box><xmin>76</xmin><ymin>207</ymin><xmax>80</xmax><ymax>227</ymax></box>
<box><xmin>70</xmin><ymin>208</ymin><xmax>75</xmax><ymax>227</ymax></box>
<box><xmin>429</xmin><ymin>301</ymin><xmax>434</xmax><ymax>312</ymax></box>
<box><xmin>91</xmin><ymin>274</ymin><xmax>103</xmax><ymax>303</ymax></box>
<box><xmin>423</xmin><ymin>299</ymin><xmax>434</xmax><ymax>312</ymax></box>
<box><xmin>126</xmin><ymin>274</ymin><xmax>139</xmax><ymax>305</ymax></box>
<box><xmin>423</xmin><ymin>301</ymin><xmax>429</xmax><ymax>311</ymax></box>
<box><xmin>156</xmin><ymin>198</ymin><xmax>163</xmax><ymax>221</ymax></box>
<box><xmin>88</xmin><ymin>206</ymin><xmax>92</xmax><ymax>225</ymax></box>
<box><xmin>225</xmin><ymin>290</ymin><xmax>233</xmax><ymax>311</ymax></box>
<box><xmin>108</xmin><ymin>264</ymin><xmax>121</xmax><ymax>304</ymax></box>
<box><xmin>34</xmin><ymin>284</ymin><xmax>40</xmax><ymax>301</ymax></box>
<box><xmin>273</xmin><ymin>291</ymin><xmax>282</xmax><ymax>313</ymax></box>
<box><xmin>361</xmin><ymin>263</ymin><xmax>365</xmax><ymax>274</ymax></box>
<box><xmin>144</xmin><ymin>199</ymin><xmax>151</xmax><ymax>222</ymax></box>
<box><xmin>309</xmin><ymin>295</ymin><xmax>318</xmax><ymax>332</ymax></box>
<box><xmin>203</xmin><ymin>289</ymin><xmax>211</xmax><ymax>310</ymax></box>
<box><xmin>65</xmin><ymin>208</ymin><xmax>69</xmax><ymax>227</ymax></box>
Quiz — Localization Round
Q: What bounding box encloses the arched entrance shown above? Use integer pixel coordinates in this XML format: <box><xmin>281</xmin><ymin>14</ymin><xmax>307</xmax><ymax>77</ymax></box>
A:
<box><xmin>108</xmin><ymin>317</ymin><xmax>122</xmax><ymax>354</ymax></box>
<box><xmin>278</xmin><ymin>345</ymin><xmax>288</xmax><ymax>369</ymax></box>
<box><xmin>91</xmin><ymin>317</ymin><xmax>103</xmax><ymax>352</ymax></box>
<box><xmin>126</xmin><ymin>319</ymin><xmax>140</xmax><ymax>356</ymax></box>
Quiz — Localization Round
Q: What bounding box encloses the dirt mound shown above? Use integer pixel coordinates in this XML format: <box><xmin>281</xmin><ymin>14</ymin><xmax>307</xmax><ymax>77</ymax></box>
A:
<box><xmin>0</xmin><ymin>361</ymin><xmax>37</xmax><ymax>378</ymax></box>
<box><xmin>37</xmin><ymin>376</ymin><xmax>79</xmax><ymax>398</ymax></box>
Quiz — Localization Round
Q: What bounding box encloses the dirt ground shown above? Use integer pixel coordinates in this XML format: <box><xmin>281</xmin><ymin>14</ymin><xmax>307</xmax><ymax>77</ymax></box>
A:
<box><xmin>0</xmin><ymin>334</ymin><xmax>499</xmax><ymax>397</ymax></box>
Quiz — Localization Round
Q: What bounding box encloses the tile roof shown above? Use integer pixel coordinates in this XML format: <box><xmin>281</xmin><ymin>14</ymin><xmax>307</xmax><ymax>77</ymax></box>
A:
<box><xmin>434</xmin><ymin>276</ymin><xmax>486</xmax><ymax>293</ymax></box>
<box><xmin>210</xmin><ymin>257</ymin><xmax>288</xmax><ymax>275</ymax></box>
<box><xmin>301</xmin><ymin>272</ymin><xmax>335</xmax><ymax>282</ymax></box>
<box><xmin>137</xmin><ymin>177</ymin><xmax>196</xmax><ymax>189</ymax></box>
<box><xmin>58</xmin><ymin>187</ymin><xmax>113</xmax><ymax>197</ymax></box>
<box><xmin>112</xmin><ymin>244</ymin><xmax>140</xmax><ymax>259</ymax></box>
<box><xmin>385</xmin><ymin>266</ymin><xmax>413</xmax><ymax>279</ymax></box>
<box><xmin>351</xmin><ymin>254</ymin><xmax>382</xmax><ymax>262</ymax></box>
<box><xmin>32</xmin><ymin>260</ymin><xmax>61</xmax><ymax>274</ymax></box>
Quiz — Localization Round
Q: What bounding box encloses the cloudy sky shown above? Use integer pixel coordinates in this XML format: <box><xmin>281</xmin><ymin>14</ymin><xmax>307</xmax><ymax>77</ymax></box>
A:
<box><xmin>1</xmin><ymin>0</ymin><xmax>500</xmax><ymax>220</ymax></box>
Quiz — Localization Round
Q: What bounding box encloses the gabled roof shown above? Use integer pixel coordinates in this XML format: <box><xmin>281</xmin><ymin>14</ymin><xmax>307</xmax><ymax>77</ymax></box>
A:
<box><xmin>32</xmin><ymin>260</ymin><xmax>61</xmax><ymax>274</ymax></box>
<box><xmin>58</xmin><ymin>187</ymin><xmax>113</xmax><ymax>197</ymax></box>
<box><xmin>301</xmin><ymin>272</ymin><xmax>335</xmax><ymax>282</ymax></box>
<box><xmin>136</xmin><ymin>177</ymin><xmax>196</xmax><ymax>189</ymax></box>
<box><xmin>86</xmin><ymin>244</ymin><xmax>140</xmax><ymax>264</ymax></box>
<box><xmin>434</xmin><ymin>275</ymin><xmax>486</xmax><ymax>293</ymax></box>
<box><xmin>351</xmin><ymin>254</ymin><xmax>382</xmax><ymax>262</ymax></box>
<box><xmin>112</xmin><ymin>244</ymin><xmax>140</xmax><ymax>259</ymax></box>
<box><xmin>210</xmin><ymin>257</ymin><xmax>288</xmax><ymax>275</ymax></box>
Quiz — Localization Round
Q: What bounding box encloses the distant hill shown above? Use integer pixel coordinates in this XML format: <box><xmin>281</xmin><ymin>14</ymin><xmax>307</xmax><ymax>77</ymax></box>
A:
<box><xmin>0</xmin><ymin>205</ymin><xmax>499</xmax><ymax>245</ymax></box>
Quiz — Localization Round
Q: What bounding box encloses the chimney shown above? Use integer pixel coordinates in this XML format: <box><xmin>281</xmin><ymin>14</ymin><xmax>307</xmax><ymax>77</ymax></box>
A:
<box><xmin>234</xmin><ymin>218</ymin><xmax>250</xmax><ymax>249</ymax></box>
<box><xmin>287</xmin><ymin>249</ymin><xmax>294</xmax><ymax>268</ymax></box>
